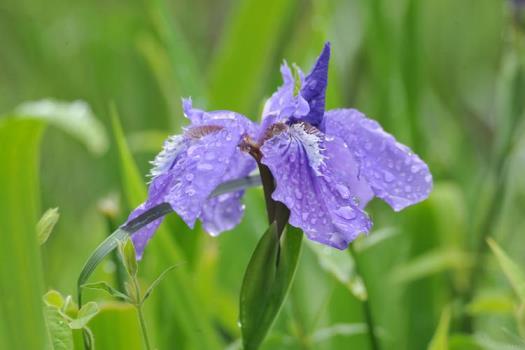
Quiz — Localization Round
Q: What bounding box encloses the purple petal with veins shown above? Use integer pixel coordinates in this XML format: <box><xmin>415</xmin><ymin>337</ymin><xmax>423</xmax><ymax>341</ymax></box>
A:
<box><xmin>323</xmin><ymin>109</ymin><xmax>432</xmax><ymax>211</ymax></box>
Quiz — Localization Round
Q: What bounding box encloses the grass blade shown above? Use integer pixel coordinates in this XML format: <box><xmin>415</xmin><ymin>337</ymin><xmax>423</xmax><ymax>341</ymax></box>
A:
<box><xmin>0</xmin><ymin>118</ymin><xmax>49</xmax><ymax>348</ymax></box>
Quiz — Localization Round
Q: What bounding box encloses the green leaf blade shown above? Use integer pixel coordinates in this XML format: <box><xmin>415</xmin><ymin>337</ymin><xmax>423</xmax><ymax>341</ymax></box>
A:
<box><xmin>487</xmin><ymin>238</ymin><xmax>525</xmax><ymax>303</ymax></box>
<box><xmin>0</xmin><ymin>118</ymin><xmax>49</xmax><ymax>349</ymax></box>
<box><xmin>240</xmin><ymin>225</ymin><xmax>303</xmax><ymax>349</ymax></box>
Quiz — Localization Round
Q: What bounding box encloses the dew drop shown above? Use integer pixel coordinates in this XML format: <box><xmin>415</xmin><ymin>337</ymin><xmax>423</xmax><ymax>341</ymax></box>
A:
<box><xmin>425</xmin><ymin>174</ymin><xmax>432</xmax><ymax>183</ymax></box>
<box><xmin>185</xmin><ymin>173</ymin><xmax>194</xmax><ymax>181</ymax></box>
<box><xmin>185</xmin><ymin>187</ymin><xmax>196</xmax><ymax>196</ymax></box>
<box><xmin>335</xmin><ymin>184</ymin><xmax>350</xmax><ymax>199</ymax></box>
<box><xmin>410</xmin><ymin>164</ymin><xmax>420</xmax><ymax>173</ymax></box>
<box><xmin>335</xmin><ymin>206</ymin><xmax>356</xmax><ymax>220</ymax></box>
<box><xmin>197</xmin><ymin>163</ymin><xmax>213</xmax><ymax>171</ymax></box>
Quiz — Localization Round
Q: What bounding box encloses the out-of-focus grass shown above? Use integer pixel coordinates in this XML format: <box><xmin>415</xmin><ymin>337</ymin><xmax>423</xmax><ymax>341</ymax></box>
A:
<box><xmin>1</xmin><ymin>0</ymin><xmax>524</xmax><ymax>349</ymax></box>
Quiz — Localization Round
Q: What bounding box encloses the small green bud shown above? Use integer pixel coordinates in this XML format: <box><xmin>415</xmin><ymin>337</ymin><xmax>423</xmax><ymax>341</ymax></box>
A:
<box><xmin>37</xmin><ymin>207</ymin><xmax>60</xmax><ymax>245</ymax></box>
<box><xmin>118</xmin><ymin>237</ymin><xmax>138</xmax><ymax>277</ymax></box>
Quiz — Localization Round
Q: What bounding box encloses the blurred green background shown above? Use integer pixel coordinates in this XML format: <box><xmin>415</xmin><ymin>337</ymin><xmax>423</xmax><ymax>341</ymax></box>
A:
<box><xmin>1</xmin><ymin>0</ymin><xmax>525</xmax><ymax>349</ymax></box>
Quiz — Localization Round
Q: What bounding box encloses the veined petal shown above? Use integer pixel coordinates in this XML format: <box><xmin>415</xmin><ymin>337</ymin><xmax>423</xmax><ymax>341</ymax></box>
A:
<box><xmin>324</xmin><ymin>109</ymin><xmax>433</xmax><ymax>211</ymax></box>
<box><xmin>128</xmin><ymin>124</ymin><xmax>246</xmax><ymax>258</ymax></box>
<box><xmin>183</xmin><ymin>98</ymin><xmax>258</xmax><ymax>138</ymax></box>
<box><xmin>199</xmin><ymin>151</ymin><xmax>256</xmax><ymax>236</ymax></box>
<box><xmin>260</xmin><ymin>123</ymin><xmax>372</xmax><ymax>249</ymax></box>
<box><xmin>296</xmin><ymin>42</ymin><xmax>330</xmax><ymax>127</ymax></box>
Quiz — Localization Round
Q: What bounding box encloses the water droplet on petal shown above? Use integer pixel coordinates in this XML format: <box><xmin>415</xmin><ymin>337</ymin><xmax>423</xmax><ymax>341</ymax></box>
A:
<box><xmin>335</xmin><ymin>206</ymin><xmax>357</xmax><ymax>220</ymax></box>
<box><xmin>425</xmin><ymin>174</ymin><xmax>432</xmax><ymax>183</ymax></box>
<box><xmin>185</xmin><ymin>187</ymin><xmax>196</xmax><ymax>196</ymax></box>
<box><xmin>410</xmin><ymin>164</ymin><xmax>420</xmax><ymax>173</ymax></box>
<box><xmin>185</xmin><ymin>173</ymin><xmax>194</xmax><ymax>181</ymax></box>
<box><xmin>197</xmin><ymin>163</ymin><xmax>213</xmax><ymax>171</ymax></box>
<box><xmin>335</xmin><ymin>184</ymin><xmax>350</xmax><ymax>199</ymax></box>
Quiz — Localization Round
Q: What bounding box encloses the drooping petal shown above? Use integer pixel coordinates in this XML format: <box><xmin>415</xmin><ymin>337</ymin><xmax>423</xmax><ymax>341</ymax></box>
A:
<box><xmin>183</xmin><ymin>98</ymin><xmax>259</xmax><ymax>138</ymax></box>
<box><xmin>199</xmin><ymin>151</ymin><xmax>256</xmax><ymax>235</ymax></box>
<box><xmin>296</xmin><ymin>42</ymin><xmax>331</xmax><ymax>127</ymax></box>
<box><xmin>129</xmin><ymin>171</ymin><xmax>178</xmax><ymax>259</ymax></box>
<box><xmin>323</xmin><ymin>109</ymin><xmax>433</xmax><ymax>211</ymax></box>
<box><xmin>128</xmin><ymin>123</ymin><xmax>247</xmax><ymax>258</ymax></box>
<box><xmin>261</xmin><ymin>123</ymin><xmax>372</xmax><ymax>249</ymax></box>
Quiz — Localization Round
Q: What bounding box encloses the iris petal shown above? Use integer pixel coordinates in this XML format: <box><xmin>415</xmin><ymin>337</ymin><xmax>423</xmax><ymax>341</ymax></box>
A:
<box><xmin>199</xmin><ymin>151</ymin><xmax>256</xmax><ymax>235</ymax></box>
<box><xmin>323</xmin><ymin>109</ymin><xmax>433</xmax><ymax>211</ymax></box>
<box><xmin>296</xmin><ymin>42</ymin><xmax>331</xmax><ymax>127</ymax></box>
<box><xmin>128</xmin><ymin>109</ymin><xmax>257</xmax><ymax>259</ymax></box>
<box><xmin>261</xmin><ymin>123</ymin><xmax>372</xmax><ymax>249</ymax></box>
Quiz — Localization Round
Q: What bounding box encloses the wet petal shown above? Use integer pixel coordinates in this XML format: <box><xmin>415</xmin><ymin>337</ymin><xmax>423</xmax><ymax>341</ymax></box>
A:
<box><xmin>199</xmin><ymin>151</ymin><xmax>256</xmax><ymax>235</ymax></box>
<box><xmin>296</xmin><ymin>42</ymin><xmax>330</xmax><ymax>127</ymax></box>
<box><xmin>324</xmin><ymin>109</ymin><xmax>433</xmax><ymax>211</ymax></box>
<box><xmin>183</xmin><ymin>98</ymin><xmax>258</xmax><ymax>138</ymax></box>
<box><xmin>128</xmin><ymin>125</ymin><xmax>246</xmax><ymax>258</ymax></box>
<box><xmin>261</xmin><ymin>123</ymin><xmax>372</xmax><ymax>249</ymax></box>
<box><xmin>129</xmin><ymin>172</ymin><xmax>176</xmax><ymax>259</ymax></box>
<box><xmin>260</xmin><ymin>62</ymin><xmax>309</xmax><ymax>131</ymax></box>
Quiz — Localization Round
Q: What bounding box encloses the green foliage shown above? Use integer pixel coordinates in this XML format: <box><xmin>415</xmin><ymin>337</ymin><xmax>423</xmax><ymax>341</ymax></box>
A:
<box><xmin>239</xmin><ymin>224</ymin><xmax>303</xmax><ymax>349</ymax></box>
<box><xmin>488</xmin><ymin>238</ymin><xmax>525</xmax><ymax>303</ymax></box>
<box><xmin>0</xmin><ymin>119</ymin><xmax>48</xmax><ymax>349</ymax></box>
<box><xmin>1</xmin><ymin>0</ymin><xmax>524</xmax><ymax>349</ymax></box>
<box><xmin>428</xmin><ymin>306</ymin><xmax>451</xmax><ymax>350</ymax></box>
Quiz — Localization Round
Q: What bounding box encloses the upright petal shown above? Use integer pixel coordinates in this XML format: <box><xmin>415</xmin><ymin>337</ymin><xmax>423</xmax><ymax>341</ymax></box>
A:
<box><xmin>260</xmin><ymin>62</ymin><xmax>309</xmax><ymax>139</ymax></box>
<box><xmin>128</xmin><ymin>123</ymin><xmax>247</xmax><ymax>258</ymax></box>
<box><xmin>324</xmin><ymin>109</ymin><xmax>433</xmax><ymax>211</ymax></box>
<box><xmin>296</xmin><ymin>42</ymin><xmax>331</xmax><ymax>127</ymax></box>
<box><xmin>261</xmin><ymin>123</ymin><xmax>372</xmax><ymax>249</ymax></box>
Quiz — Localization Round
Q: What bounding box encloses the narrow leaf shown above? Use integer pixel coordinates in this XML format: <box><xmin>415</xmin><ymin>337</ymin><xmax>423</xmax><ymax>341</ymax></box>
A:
<box><xmin>210</xmin><ymin>174</ymin><xmax>262</xmax><ymax>197</ymax></box>
<box><xmin>69</xmin><ymin>302</ymin><xmax>99</xmax><ymax>330</ymax></box>
<box><xmin>487</xmin><ymin>238</ymin><xmax>525</xmax><ymax>303</ymax></box>
<box><xmin>240</xmin><ymin>225</ymin><xmax>303</xmax><ymax>349</ymax></box>
<box><xmin>428</xmin><ymin>306</ymin><xmax>451</xmax><ymax>350</ymax></box>
<box><xmin>142</xmin><ymin>265</ymin><xmax>177</xmax><ymax>302</ymax></box>
<box><xmin>37</xmin><ymin>207</ymin><xmax>60</xmax><ymax>245</ymax></box>
<box><xmin>81</xmin><ymin>282</ymin><xmax>130</xmax><ymax>302</ymax></box>
<box><xmin>0</xmin><ymin>119</ymin><xmax>49</xmax><ymax>349</ymax></box>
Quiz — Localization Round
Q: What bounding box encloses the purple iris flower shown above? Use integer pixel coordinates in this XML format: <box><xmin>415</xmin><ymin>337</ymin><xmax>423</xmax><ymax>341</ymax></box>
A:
<box><xmin>127</xmin><ymin>101</ymin><xmax>258</xmax><ymax>258</ymax></box>
<box><xmin>127</xmin><ymin>42</ymin><xmax>432</xmax><ymax>258</ymax></box>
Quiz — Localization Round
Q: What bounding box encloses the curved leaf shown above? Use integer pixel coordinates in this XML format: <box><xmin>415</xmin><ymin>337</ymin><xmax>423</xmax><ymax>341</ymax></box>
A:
<box><xmin>240</xmin><ymin>224</ymin><xmax>303</xmax><ymax>349</ymax></box>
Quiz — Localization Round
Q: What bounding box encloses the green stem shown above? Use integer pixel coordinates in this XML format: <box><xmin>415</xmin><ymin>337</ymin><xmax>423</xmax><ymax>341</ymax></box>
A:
<box><xmin>132</xmin><ymin>275</ymin><xmax>152</xmax><ymax>350</ymax></box>
<box><xmin>350</xmin><ymin>247</ymin><xmax>380</xmax><ymax>350</ymax></box>
<box><xmin>137</xmin><ymin>304</ymin><xmax>152</xmax><ymax>350</ymax></box>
